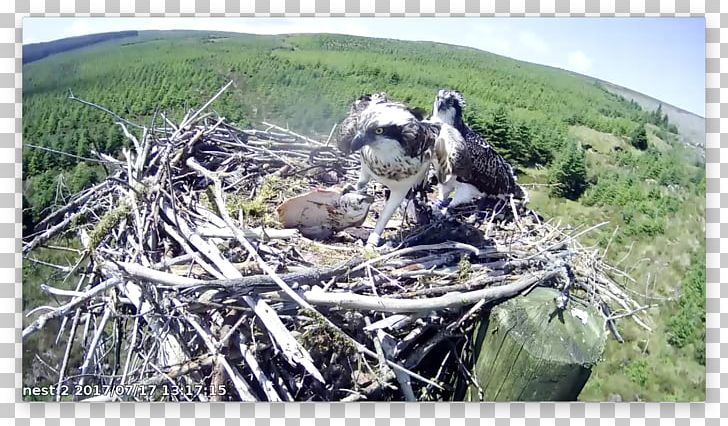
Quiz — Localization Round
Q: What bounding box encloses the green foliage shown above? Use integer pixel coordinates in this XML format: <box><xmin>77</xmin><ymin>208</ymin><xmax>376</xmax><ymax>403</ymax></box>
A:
<box><xmin>579</xmin><ymin>142</ymin><xmax>701</xmax><ymax>239</ymax></box>
<box><xmin>467</xmin><ymin>108</ymin><xmax>555</xmax><ymax>168</ymax></box>
<box><xmin>549</xmin><ymin>141</ymin><xmax>588</xmax><ymax>200</ymax></box>
<box><xmin>25</xmin><ymin>171</ymin><xmax>59</xmax><ymax>223</ymax></box>
<box><xmin>224</xmin><ymin>176</ymin><xmax>282</xmax><ymax>225</ymax></box>
<box><xmin>580</xmin><ymin>172</ymin><xmax>683</xmax><ymax>237</ymax></box>
<box><xmin>645</xmin><ymin>103</ymin><xmax>678</xmax><ymax>133</ymax></box>
<box><xmin>22</xmin><ymin>195</ymin><xmax>33</xmax><ymax>236</ymax></box>
<box><xmin>667</xmin><ymin>253</ymin><xmax>706</xmax><ymax>364</ymax></box>
<box><xmin>23</xmin><ymin>31</ymin><xmax>671</xmax><ymax>219</ymax></box>
<box><xmin>22</xmin><ymin>30</ymin><xmax>707</xmax><ymax>402</ymax></box>
<box><xmin>630</xmin><ymin>125</ymin><xmax>648</xmax><ymax>150</ymax></box>
<box><xmin>69</xmin><ymin>162</ymin><xmax>100</xmax><ymax>193</ymax></box>
<box><xmin>627</xmin><ymin>358</ymin><xmax>650</xmax><ymax>386</ymax></box>
<box><xmin>626</xmin><ymin>359</ymin><xmax>650</xmax><ymax>387</ymax></box>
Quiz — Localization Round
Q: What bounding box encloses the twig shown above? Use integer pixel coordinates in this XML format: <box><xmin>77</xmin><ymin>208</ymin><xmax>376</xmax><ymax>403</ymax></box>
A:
<box><xmin>303</xmin><ymin>270</ymin><xmax>559</xmax><ymax>313</ymax></box>
<box><xmin>77</xmin><ymin>306</ymin><xmax>112</xmax><ymax>389</ymax></box>
<box><xmin>262</xmin><ymin>121</ymin><xmax>326</xmax><ymax>146</ymax></box>
<box><xmin>353</xmin><ymin>242</ymin><xmax>484</xmax><ymax>273</ymax></box>
<box><xmin>22</xmin><ymin>278</ymin><xmax>122</xmax><ymax>340</ymax></box>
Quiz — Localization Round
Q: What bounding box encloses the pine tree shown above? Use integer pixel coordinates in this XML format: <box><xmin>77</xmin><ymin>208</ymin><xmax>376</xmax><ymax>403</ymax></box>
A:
<box><xmin>549</xmin><ymin>141</ymin><xmax>588</xmax><ymax>200</ymax></box>
<box><xmin>70</xmin><ymin>162</ymin><xmax>99</xmax><ymax>193</ymax></box>
<box><xmin>485</xmin><ymin>107</ymin><xmax>512</xmax><ymax>160</ymax></box>
<box><xmin>510</xmin><ymin>123</ymin><xmax>533</xmax><ymax>166</ymax></box>
<box><xmin>488</xmin><ymin>107</ymin><xmax>510</xmax><ymax>146</ymax></box>
<box><xmin>104</xmin><ymin>126</ymin><xmax>124</xmax><ymax>154</ymax></box>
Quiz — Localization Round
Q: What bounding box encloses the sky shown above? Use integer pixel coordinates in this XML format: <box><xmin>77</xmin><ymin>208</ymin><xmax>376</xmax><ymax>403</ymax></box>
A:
<box><xmin>23</xmin><ymin>17</ymin><xmax>705</xmax><ymax>116</ymax></box>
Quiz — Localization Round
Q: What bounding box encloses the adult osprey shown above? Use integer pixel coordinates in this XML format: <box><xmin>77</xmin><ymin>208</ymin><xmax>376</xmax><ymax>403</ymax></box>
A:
<box><xmin>335</xmin><ymin>93</ymin><xmax>437</xmax><ymax>246</ymax></box>
<box><xmin>428</xmin><ymin>89</ymin><xmax>527</xmax><ymax>209</ymax></box>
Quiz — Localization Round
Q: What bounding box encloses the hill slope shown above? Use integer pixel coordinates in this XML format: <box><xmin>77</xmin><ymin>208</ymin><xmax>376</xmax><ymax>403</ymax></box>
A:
<box><xmin>22</xmin><ymin>30</ymin><xmax>139</xmax><ymax>64</ymax></box>
<box><xmin>599</xmin><ymin>80</ymin><xmax>705</xmax><ymax>152</ymax></box>
<box><xmin>21</xmin><ymin>30</ymin><xmax>705</xmax><ymax>401</ymax></box>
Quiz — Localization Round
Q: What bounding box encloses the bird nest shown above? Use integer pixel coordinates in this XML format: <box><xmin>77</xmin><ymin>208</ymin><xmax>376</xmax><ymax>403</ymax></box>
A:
<box><xmin>23</xmin><ymin>83</ymin><xmax>650</xmax><ymax>402</ymax></box>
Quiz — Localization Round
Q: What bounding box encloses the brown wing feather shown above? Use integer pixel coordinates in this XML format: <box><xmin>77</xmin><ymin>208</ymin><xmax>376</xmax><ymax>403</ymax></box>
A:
<box><xmin>334</xmin><ymin>95</ymin><xmax>370</xmax><ymax>154</ymax></box>
<box><xmin>460</xmin><ymin>127</ymin><xmax>525</xmax><ymax>198</ymax></box>
<box><xmin>402</xmin><ymin>120</ymin><xmax>439</xmax><ymax>160</ymax></box>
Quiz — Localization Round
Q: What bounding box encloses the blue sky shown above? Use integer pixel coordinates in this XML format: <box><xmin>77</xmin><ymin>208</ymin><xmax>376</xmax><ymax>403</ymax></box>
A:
<box><xmin>23</xmin><ymin>17</ymin><xmax>705</xmax><ymax>116</ymax></box>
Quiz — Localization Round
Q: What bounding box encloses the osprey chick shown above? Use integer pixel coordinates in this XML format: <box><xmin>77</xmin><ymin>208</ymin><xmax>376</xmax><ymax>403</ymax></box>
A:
<box><xmin>336</xmin><ymin>94</ymin><xmax>436</xmax><ymax>246</ymax></box>
<box><xmin>276</xmin><ymin>186</ymin><xmax>374</xmax><ymax>240</ymax></box>
<box><xmin>429</xmin><ymin>89</ymin><xmax>527</xmax><ymax>209</ymax></box>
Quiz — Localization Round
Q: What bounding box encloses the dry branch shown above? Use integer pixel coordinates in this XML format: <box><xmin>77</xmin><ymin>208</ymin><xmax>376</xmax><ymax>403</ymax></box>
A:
<box><xmin>303</xmin><ymin>270</ymin><xmax>560</xmax><ymax>313</ymax></box>
<box><xmin>22</xmin><ymin>82</ymin><xmax>649</xmax><ymax>402</ymax></box>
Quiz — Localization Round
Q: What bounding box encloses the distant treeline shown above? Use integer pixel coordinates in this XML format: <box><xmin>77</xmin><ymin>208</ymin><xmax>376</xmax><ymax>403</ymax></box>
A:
<box><xmin>20</xmin><ymin>32</ymin><xmax>692</xmax><ymax>228</ymax></box>
<box><xmin>23</xmin><ymin>31</ymin><xmax>139</xmax><ymax>64</ymax></box>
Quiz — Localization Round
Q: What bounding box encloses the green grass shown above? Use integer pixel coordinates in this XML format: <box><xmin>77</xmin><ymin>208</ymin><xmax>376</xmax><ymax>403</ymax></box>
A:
<box><xmin>22</xmin><ymin>239</ymin><xmax>87</xmax><ymax>396</ymax></box>
<box><xmin>530</xmin><ymin>125</ymin><xmax>704</xmax><ymax>401</ymax></box>
<box><xmin>21</xmin><ymin>30</ymin><xmax>705</xmax><ymax>401</ymax></box>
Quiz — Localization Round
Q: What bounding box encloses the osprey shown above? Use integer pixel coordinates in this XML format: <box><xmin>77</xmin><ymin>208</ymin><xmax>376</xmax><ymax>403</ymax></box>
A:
<box><xmin>336</xmin><ymin>93</ymin><xmax>437</xmax><ymax>246</ymax></box>
<box><xmin>276</xmin><ymin>186</ymin><xmax>374</xmax><ymax>240</ymax></box>
<box><xmin>428</xmin><ymin>89</ymin><xmax>527</xmax><ymax>209</ymax></box>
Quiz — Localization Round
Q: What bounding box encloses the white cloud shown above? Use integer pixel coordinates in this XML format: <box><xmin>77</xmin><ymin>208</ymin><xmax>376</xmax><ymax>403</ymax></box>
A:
<box><xmin>67</xmin><ymin>20</ymin><xmax>92</xmax><ymax>37</ymax></box>
<box><xmin>518</xmin><ymin>31</ymin><xmax>550</xmax><ymax>56</ymax></box>
<box><xmin>453</xmin><ymin>22</ymin><xmax>514</xmax><ymax>57</ymax></box>
<box><xmin>566</xmin><ymin>50</ymin><xmax>593</xmax><ymax>73</ymax></box>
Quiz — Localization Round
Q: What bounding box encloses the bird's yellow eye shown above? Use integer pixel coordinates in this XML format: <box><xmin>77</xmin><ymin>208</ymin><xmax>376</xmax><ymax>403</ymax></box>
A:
<box><xmin>375</xmin><ymin>127</ymin><xmax>384</xmax><ymax>135</ymax></box>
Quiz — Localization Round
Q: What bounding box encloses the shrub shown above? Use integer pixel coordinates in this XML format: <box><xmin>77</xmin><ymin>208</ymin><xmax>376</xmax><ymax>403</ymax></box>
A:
<box><xmin>630</xmin><ymin>125</ymin><xmax>648</xmax><ymax>150</ymax></box>
<box><xmin>626</xmin><ymin>359</ymin><xmax>650</xmax><ymax>387</ymax></box>
<box><xmin>667</xmin><ymin>253</ymin><xmax>706</xmax><ymax>364</ymax></box>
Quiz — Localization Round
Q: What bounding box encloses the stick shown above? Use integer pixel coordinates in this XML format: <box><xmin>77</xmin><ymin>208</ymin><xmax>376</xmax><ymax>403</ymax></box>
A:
<box><xmin>170</xmin><ymin>81</ymin><xmax>234</xmax><ymax>140</ymax></box>
<box><xmin>261</xmin><ymin>121</ymin><xmax>326</xmax><ymax>146</ymax></box>
<box><xmin>303</xmin><ymin>270</ymin><xmax>559</xmax><ymax>313</ymax></box>
<box><xmin>187</xmin><ymin>158</ymin><xmax>327</xmax><ymax>382</ymax></box>
<box><xmin>352</xmin><ymin>242</ymin><xmax>485</xmax><ymax>273</ymax></box>
<box><xmin>171</xmin><ymin>298</ymin><xmax>257</xmax><ymax>401</ymax></box>
<box><xmin>161</xmin><ymin>196</ymin><xmax>326</xmax><ymax>384</ymax></box>
<box><xmin>22</xmin><ymin>278</ymin><xmax>122</xmax><ymax>340</ymax></box>
<box><xmin>23</xmin><ymin>208</ymin><xmax>88</xmax><ymax>254</ymax></box>
<box><xmin>55</xmin><ymin>309</ymin><xmax>81</xmax><ymax>401</ymax></box>
<box><xmin>33</xmin><ymin>181</ymin><xmax>109</xmax><ymax>231</ymax></box>
<box><xmin>77</xmin><ymin>306</ymin><xmax>112</xmax><ymax>389</ymax></box>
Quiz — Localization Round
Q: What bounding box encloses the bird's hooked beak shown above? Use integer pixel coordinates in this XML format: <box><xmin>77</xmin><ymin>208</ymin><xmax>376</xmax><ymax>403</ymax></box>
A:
<box><xmin>435</xmin><ymin>96</ymin><xmax>446</xmax><ymax>111</ymax></box>
<box><xmin>350</xmin><ymin>131</ymin><xmax>368</xmax><ymax>152</ymax></box>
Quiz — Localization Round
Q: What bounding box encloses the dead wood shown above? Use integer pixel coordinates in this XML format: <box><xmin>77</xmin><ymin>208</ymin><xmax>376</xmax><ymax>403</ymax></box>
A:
<box><xmin>22</xmin><ymin>82</ymin><xmax>650</xmax><ymax>402</ymax></box>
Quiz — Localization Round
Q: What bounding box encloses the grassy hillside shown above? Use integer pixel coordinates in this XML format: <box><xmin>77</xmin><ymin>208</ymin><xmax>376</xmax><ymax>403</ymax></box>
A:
<box><xmin>599</xmin><ymin>80</ymin><xmax>705</xmax><ymax>151</ymax></box>
<box><xmin>22</xmin><ymin>30</ymin><xmax>139</xmax><ymax>64</ymax></box>
<box><xmin>22</xmin><ymin>31</ymin><xmax>705</xmax><ymax>401</ymax></box>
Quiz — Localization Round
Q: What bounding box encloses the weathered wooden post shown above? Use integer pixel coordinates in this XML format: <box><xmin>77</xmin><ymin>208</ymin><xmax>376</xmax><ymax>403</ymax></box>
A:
<box><xmin>465</xmin><ymin>287</ymin><xmax>606</xmax><ymax>401</ymax></box>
